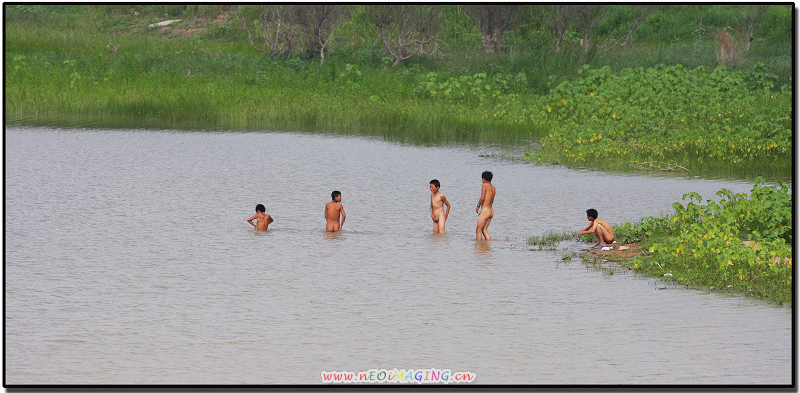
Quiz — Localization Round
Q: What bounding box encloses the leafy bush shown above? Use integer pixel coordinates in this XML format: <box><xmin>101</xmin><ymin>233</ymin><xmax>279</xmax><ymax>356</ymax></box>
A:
<box><xmin>520</xmin><ymin>64</ymin><xmax>791</xmax><ymax>177</ymax></box>
<box><xmin>414</xmin><ymin>71</ymin><xmax>528</xmax><ymax>105</ymax></box>
<box><xmin>623</xmin><ymin>178</ymin><xmax>792</xmax><ymax>303</ymax></box>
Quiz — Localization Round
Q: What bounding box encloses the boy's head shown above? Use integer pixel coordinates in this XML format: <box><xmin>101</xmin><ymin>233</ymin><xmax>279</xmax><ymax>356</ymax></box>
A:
<box><xmin>255</xmin><ymin>204</ymin><xmax>265</xmax><ymax>213</ymax></box>
<box><xmin>430</xmin><ymin>179</ymin><xmax>440</xmax><ymax>191</ymax></box>
<box><xmin>331</xmin><ymin>190</ymin><xmax>341</xmax><ymax>201</ymax></box>
<box><xmin>482</xmin><ymin>171</ymin><xmax>493</xmax><ymax>182</ymax></box>
<box><xmin>586</xmin><ymin>208</ymin><xmax>598</xmax><ymax>220</ymax></box>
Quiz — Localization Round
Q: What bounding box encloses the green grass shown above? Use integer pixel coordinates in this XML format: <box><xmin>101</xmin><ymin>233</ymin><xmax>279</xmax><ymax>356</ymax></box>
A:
<box><xmin>4</xmin><ymin>5</ymin><xmax>793</xmax><ymax>178</ymax></box>
<box><xmin>527</xmin><ymin>230</ymin><xmax>578</xmax><ymax>250</ymax></box>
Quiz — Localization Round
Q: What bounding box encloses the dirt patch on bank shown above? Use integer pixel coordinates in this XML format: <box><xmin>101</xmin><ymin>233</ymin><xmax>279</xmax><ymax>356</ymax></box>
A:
<box><xmin>584</xmin><ymin>243</ymin><xmax>645</xmax><ymax>262</ymax></box>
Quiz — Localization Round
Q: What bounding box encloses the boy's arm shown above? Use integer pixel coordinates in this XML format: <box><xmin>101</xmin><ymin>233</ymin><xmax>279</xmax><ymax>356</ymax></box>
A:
<box><xmin>267</xmin><ymin>215</ymin><xmax>274</xmax><ymax>224</ymax></box>
<box><xmin>443</xmin><ymin>195</ymin><xmax>451</xmax><ymax>218</ymax></box>
<box><xmin>247</xmin><ymin>215</ymin><xmax>258</xmax><ymax>228</ymax></box>
<box><xmin>477</xmin><ymin>184</ymin><xmax>486</xmax><ymax>214</ymax></box>
<box><xmin>578</xmin><ymin>221</ymin><xmax>596</xmax><ymax>235</ymax></box>
<box><xmin>339</xmin><ymin>205</ymin><xmax>346</xmax><ymax>227</ymax></box>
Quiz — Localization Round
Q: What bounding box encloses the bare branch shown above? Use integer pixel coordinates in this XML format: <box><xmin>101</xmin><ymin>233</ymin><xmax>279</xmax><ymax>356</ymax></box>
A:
<box><xmin>538</xmin><ymin>5</ymin><xmax>580</xmax><ymax>53</ymax></box>
<box><xmin>234</xmin><ymin>5</ymin><xmax>301</xmax><ymax>59</ymax></box>
<box><xmin>294</xmin><ymin>5</ymin><xmax>349</xmax><ymax>65</ymax></box>
<box><xmin>463</xmin><ymin>5</ymin><xmax>521</xmax><ymax>54</ymax></box>
<box><xmin>369</xmin><ymin>5</ymin><xmax>440</xmax><ymax>67</ymax></box>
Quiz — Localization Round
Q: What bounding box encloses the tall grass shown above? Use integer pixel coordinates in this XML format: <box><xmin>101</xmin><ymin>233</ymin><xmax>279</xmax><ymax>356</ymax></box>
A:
<box><xmin>5</xmin><ymin>5</ymin><xmax>793</xmax><ymax>178</ymax></box>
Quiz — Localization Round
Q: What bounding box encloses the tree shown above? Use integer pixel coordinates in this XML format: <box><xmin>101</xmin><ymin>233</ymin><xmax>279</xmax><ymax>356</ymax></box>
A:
<box><xmin>234</xmin><ymin>5</ymin><xmax>301</xmax><ymax>59</ymax></box>
<box><xmin>716</xmin><ymin>5</ymin><xmax>770</xmax><ymax>69</ymax></box>
<box><xmin>537</xmin><ymin>5</ymin><xmax>579</xmax><ymax>53</ymax></box>
<box><xmin>621</xmin><ymin>5</ymin><xmax>658</xmax><ymax>47</ymax></box>
<box><xmin>601</xmin><ymin>5</ymin><xmax>659</xmax><ymax>51</ymax></box>
<box><xmin>463</xmin><ymin>5</ymin><xmax>521</xmax><ymax>54</ymax></box>
<box><xmin>574</xmin><ymin>5</ymin><xmax>608</xmax><ymax>53</ymax></box>
<box><xmin>368</xmin><ymin>4</ymin><xmax>440</xmax><ymax>67</ymax></box>
<box><xmin>743</xmin><ymin>5</ymin><xmax>770</xmax><ymax>51</ymax></box>
<box><xmin>293</xmin><ymin>5</ymin><xmax>348</xmax><ymax>65</ymax></box>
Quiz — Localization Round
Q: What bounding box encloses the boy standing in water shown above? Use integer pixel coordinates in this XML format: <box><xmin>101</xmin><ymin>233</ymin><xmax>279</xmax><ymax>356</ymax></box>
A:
<box><xmin>325</xmin><ymin>191</ymin><xmax>346</xmax><ymax>232</ymax></box>
<box><xmin>578</xmin><ymin>208</ymin><xmax>615</xmax><ymax>248</ymax></box>
<box><xmin>429</xmin><ymin>179</ymin><xmax>451</xmax><ymax>233</ymax></box>
<box><xmin>247</xmin><ymin>204</ymin><xmax>274</xmax><ymax>230</ymax></box>
<box><xmin>476</xmin><ymin>171</ymin><xmax>495</xmax><ymax>241</ymax></box>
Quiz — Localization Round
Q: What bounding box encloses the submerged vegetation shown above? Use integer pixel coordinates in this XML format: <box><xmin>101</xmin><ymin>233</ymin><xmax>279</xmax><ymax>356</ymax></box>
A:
<box><xmin>4</xmin><ymin>4</ymin><xmax>792</xmax><ymax>180</ymax></box>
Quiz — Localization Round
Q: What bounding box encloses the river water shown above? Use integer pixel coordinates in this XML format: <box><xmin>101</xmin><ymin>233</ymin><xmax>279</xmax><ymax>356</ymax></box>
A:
<box><xmin>4</xmin><ymin>126</ymin><xmax>792</xmax><ymax>385</ymax></box>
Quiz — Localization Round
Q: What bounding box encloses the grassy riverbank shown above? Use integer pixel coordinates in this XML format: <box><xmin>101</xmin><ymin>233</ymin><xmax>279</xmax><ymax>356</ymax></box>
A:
<box><xmin>4</xmin><ymin>5</ymin><xmax>793</xmax><ymax>180</ymax></box>
<box><xmin>542</xmin><ymin>178</ymin><xmax>792</xmax><ymax>304</ymax></box>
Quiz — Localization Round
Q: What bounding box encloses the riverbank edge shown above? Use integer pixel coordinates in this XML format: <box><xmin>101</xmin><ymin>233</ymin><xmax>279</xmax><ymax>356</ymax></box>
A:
<box><xmin>528</xmin><ymin>229</ymin><xmax>791</xmax><ymax>306</ymax></box>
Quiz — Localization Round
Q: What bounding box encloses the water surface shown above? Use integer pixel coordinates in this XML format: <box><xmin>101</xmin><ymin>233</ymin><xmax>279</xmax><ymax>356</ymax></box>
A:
<box><xmin>5</xmin><ymin>126</ymin><xmax>791</xmax><ymax>385</ymax></box>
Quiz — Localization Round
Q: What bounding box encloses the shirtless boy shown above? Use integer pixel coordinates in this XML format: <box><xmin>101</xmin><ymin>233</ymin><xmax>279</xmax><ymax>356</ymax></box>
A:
<box><xmin>476</xmin><ymin>171</ymin><xmax>495</xmax><ymax>241</ymax></box>
<box><xmin>325</xmin><ymin>191</ymin><xmax>346</xmax><ymax>232</ymax></box>
<box><xmin>247</xmin><ymin>204</ymin><xmax>274</xmax><ymax>231</ymax></box>
<box><xmin>578</xmin><ymin>208</ymin><xmax>615</xmax><ymax>247</ymax></box>
<box><xmin>429</xmin><ymin>179</ymin><xmax>451</xmax><ymax>233</ymax></box>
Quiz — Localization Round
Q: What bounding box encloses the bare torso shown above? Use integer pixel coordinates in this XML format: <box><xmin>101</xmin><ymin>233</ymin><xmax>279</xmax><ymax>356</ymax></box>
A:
<box><xmin>476</xmin><ymin>181</ymin><xmax>496</xmax><ymax>240</ymax></box>
<box><xmin>594</xmin><ymin>218</ymin><xmax>615</xmax><ymax>240</ymax></box>
<box><xmin>431</xmin><ymin>192</ymin><xmax>446</xmax><ymax>215</ymax></box>
<box><xmin>480</xmin><ymin>183</ymin><xmax>495</xmax><ymax>214</ymax></box>
<box><xmin>248</xmin><ymin>212</ymin><xmax>272</xmax><ymax>231</ymax></box>
<box><xmin>325</xmin><ymin>202</ymin><xmax>343</xmax><ymax>232</ymax></box>
<box><xmin>430</xmin><ymin>191</ymin><xmax>449</xmax><ymax>233</ymax></box>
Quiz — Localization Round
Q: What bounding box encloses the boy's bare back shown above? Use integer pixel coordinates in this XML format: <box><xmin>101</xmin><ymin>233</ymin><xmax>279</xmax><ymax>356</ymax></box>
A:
<box><xmin>593</xmin><ymin>218</ymin><xmax>614</xmax><ymax>237</ymax></box>
<box><xmin>325</xmin><ymin>196</ymin><xmax>345</xmax><ymax>232</ymax></box>
<box><xmin>481</xmin><ymin>182</ymin><xmax>496</xmax><ymax>207</ymax></box>
<box><xmin>247</xmin><ymin>211</ymin><xmax>273</xmax><ymax>231</ymax></box>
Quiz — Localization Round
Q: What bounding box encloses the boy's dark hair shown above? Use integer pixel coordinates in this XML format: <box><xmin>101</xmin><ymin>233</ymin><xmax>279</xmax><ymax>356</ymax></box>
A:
<box><xmin>482</xmin><ymin>171</ymin><xmax>493</xmax><ymax>182</ymax></box>
<box><xmin>586</xmin><ymin>208</ymin><xmax>598</xmax><ymax>219</ymax></box>
<box><xmin>255</xmin><ymin>204</ymin><xmax>265</xmax><ymax>213</ymax></box>
<box><xmin>331</xmin><ymin>190</ymin><xmax>341</xmax><ymax>200</ymax></box>
<box><xmin>430</xmin><ymin>179</ymin><xmax>440</xmax><ymax>188</ymax></box>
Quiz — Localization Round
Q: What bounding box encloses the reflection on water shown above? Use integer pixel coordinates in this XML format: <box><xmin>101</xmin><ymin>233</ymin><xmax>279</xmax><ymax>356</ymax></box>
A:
<box><xmin>4</xmin><ymin>126</ymin><xmax>791</xmax><ymax>385</ymax></box>
<box><xmin>474</xmin><ymin>241</ymin><xmax>492</xmax><ymax>261</ymax></box>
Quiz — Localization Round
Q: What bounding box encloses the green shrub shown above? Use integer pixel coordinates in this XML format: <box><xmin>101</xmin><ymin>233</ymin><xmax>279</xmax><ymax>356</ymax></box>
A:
<box><xmin>623</xmin><ymin>178</ymin><xmax>792</xmax><ymax>303</ymax></box>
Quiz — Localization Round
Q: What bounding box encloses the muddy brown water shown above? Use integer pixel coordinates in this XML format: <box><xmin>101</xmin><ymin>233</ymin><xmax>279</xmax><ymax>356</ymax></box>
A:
<box><xmin>5</xmin><ymin>126</ymin><xmax>791</xmax><ymax>384</ymax></box>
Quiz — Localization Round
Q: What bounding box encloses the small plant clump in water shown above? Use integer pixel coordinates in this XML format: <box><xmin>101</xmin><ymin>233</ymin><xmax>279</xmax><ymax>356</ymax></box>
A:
<box><xmin>527</xmin><ymin>231</ymin><xmax>576</xmax><ymax>250</ymax></box>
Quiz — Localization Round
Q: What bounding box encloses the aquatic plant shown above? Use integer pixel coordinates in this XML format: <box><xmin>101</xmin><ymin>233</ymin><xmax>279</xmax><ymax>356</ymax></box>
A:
<box><xmin>527</xmin><ymin>230</ymin><xmax>577</xmax><ymax>250</ymax></box>
<box><xmin>621</xmin><ymin>178</ymin><xmax>792</xmax><ymax>304</ymax></box>
<box><xmin>519</xmin><ymin>64</ymin><xmax>791</xmax><ymax>179</ymax></box>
